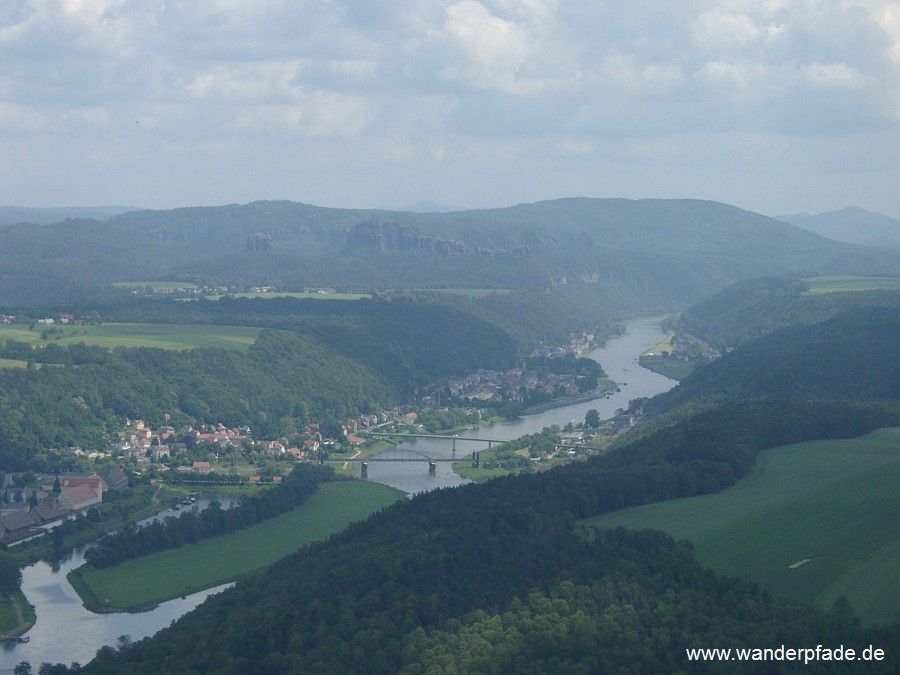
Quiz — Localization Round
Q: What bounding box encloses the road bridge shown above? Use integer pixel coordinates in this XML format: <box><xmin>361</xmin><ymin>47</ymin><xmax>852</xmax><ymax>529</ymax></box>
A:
<box><xmin>365</xmin><ymin>431</ymin><xmax>505</xmax><ymax>450</ymax></box>
<box><xmin>318</xmin><ymin>446</ymin><xmax>485</xmax><ymax>477</ymax></box>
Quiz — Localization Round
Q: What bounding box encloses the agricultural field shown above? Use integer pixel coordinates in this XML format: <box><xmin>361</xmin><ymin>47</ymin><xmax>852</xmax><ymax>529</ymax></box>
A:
<box><xmin>0</xmin><ymin>323</ymin><xmax>262</xmax><ymax>353</ymax></box>
<box><xmin>69</xmin><ymin>480</ymin><xmax>403</xmax><ymax>611</ymax></box>
<box><xmin>803</xmin><ymin>275</ymin><xmax>900</xmax><ymax>294</ymax></box>
<box><xmin>113</xmin><ymin>281</ymin><xmax>199</xmax><ymax>291</ymax></box>
<box><xmin>429</xmin><ymin>288</ymin><xmax>513</xmax><ymax>297</ymax></box>
<box><xmin>582</xmin><ymin>428</ymin><xmax>900</xmax><ymax>624</ymax></box>
<box><xmin>204</xmin><ymin>291</ymin><xmax>370</xmax><ymax>301</ymax></box>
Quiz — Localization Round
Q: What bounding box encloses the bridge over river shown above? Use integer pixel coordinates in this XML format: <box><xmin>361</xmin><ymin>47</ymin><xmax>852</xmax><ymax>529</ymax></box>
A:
<box><xmin>320</xmin><ymin>435</ymin><xmax>498</xmax><ymax>477</ymax></box>
<box><xmin>366</xmin><ymin>431</ymin><xmax>504</xmax><ymax>449</ymax></box>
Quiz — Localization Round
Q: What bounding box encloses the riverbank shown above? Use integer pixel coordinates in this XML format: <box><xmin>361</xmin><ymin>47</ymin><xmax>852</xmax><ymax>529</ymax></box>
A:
<box><xmin>67</xmin><ymin>481</ymin><xmax>403</xmax><ymax>612</ymax></box>
<box><xmin>0</xmin><ymin>591</ymin><xmax>34</xmax><ymax>640</ymax></box>
<box><xmin>520</xmin><ymin>378</ymin><xmax>619</xmax><ymax>416</ymax></box>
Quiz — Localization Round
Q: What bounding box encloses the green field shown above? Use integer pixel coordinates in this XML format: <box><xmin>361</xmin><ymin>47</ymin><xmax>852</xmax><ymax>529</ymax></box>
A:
<box><xmin>113</xmin><ymin>281</ymin><xmax>199</xmax><ymax>290</ymax></box>
<box><xmin>803</xmin><ymin>275</ymin><xmax>900</xmax><ymax>294</ymax></box>
<box><xmin>582</xmin><ymin>428</ymin><xmax>900</xmax><ymax>623</ymax></box>
<box><xmin>429</xmin><ymin>288</ymin><xmax>513</xmax><ymax>297</ymax></box>
<box><xmin>0</xmin><ymin>323</ymin><xmax>262</xmax><ymax>352</ymax></box>
<box><xmin>0</xmin><ymin>591</ymin><xmax>34</xmax><ymax>637</ymax></box>
<box><xmin>69</xmin><ymin>480</ymin><xmax>403</xmax><ymax>611</ymax></box>
<box><xmin>204</xmin><ymin>292</ymin><xmax>370</xmax><ymax>301</ymax></box>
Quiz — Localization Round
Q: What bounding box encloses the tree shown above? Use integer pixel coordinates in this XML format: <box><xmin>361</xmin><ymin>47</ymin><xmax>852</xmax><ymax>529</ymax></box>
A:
<box><xmin>0</xmin><ymin>552</ymin><xmax>23</xmax><ymax>596</ymax></box>
<box><xmin>584</xmin><ymin>409</ymin><xmax>601</xmax><ymax>429</ymax></box>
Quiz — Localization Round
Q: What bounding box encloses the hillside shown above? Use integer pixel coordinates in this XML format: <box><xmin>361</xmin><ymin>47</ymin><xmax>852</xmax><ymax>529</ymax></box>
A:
<box><xmin>778</xmin><ymin>206</ymin><xmax>900</xmax><ymax>249</ymax></box>
<box><xmin>3</xmin><ymin>199</ymin><xmax>900</xmax><ymax>314</ymax></box>
<box><xmin>675</xmin><ymin>276</ymin><xmax>900</xmax><ymax>350</ymax></box>
<box><xmin>0</xmin><ymin>205</ymin><xmax>136</xmax><ymax>226</ymax></box>
<box><xmin>647</xmin><ymin>305</ymin><xmax>900</xmax><ymax>419</ymax></box>
<box><xmin>68</xmin><ymin>290</ymin><xmax>900</xmax><ymax>674</ymax></box>
<box><xmin>0</xmin><ymin>296</ymin><xmax>519</xmax><ymax>469</ymax></box>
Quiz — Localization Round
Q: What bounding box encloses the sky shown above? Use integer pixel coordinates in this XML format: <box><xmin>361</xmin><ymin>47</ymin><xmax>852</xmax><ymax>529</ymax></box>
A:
<box><xmin>1</xmin><ymin>0</ymin><xmax>899</xmax><ymax>219</ymax></box>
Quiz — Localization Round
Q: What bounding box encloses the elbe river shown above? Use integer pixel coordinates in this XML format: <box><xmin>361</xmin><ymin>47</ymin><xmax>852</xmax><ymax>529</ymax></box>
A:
<box><xmin>2</xmin><ymin>316</ymin><xmax>675</xmax><ymax>670</ymax></box>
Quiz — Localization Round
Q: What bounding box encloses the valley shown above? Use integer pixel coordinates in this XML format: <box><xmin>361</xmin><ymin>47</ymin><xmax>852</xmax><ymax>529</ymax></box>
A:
<box><xmin>1</xmin><ymin>198</ymin><xmax>899</xmax><ymax>673</ymax></box>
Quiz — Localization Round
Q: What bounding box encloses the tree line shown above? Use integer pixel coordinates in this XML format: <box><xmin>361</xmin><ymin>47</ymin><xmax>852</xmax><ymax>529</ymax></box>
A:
<box><xmin>81</xmin><ymin>464</ymin><xmax>332</xmax><ymax>568</ymax></box>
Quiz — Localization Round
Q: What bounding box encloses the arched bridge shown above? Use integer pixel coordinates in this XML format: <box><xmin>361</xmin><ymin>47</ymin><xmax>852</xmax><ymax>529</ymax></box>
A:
<box><xmin>318</xmin><ymin>432</ymin><xmax>578</xmax><ymax>478</ymax></box>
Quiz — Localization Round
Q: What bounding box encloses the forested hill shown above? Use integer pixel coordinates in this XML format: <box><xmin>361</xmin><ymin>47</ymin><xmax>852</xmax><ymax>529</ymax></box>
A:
<box><xmin>0</xmin><ymin>296</ymin><xmax>520</xmax><ymax>470</ymax></box>
<box><xmin>675</xmin><ymin>276</ymin><xmax>900</xmax><ymax>349</ymax></box>
<box><xmin>3</xmin><ymin>198</ymin><xmax>900</xmax><ymax>311</ymax></box>
<box><xmin>646</xmin><ymin>304</ymin><xmax>900</xmax><ymax>419</ymax></box>
<box><xmin>73</xmin><ymin>307</ymin><xmax>900</xmax><ymax>673</ymax></box>
<box><xmin>777</xmin><ymin>206</ymin><xmax>900</xmax><ymax>249</ymax></box>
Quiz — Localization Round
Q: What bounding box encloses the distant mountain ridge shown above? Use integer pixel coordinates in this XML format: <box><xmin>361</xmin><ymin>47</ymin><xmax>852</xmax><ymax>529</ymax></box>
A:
<box><xmin>0</xmin><ymin>205</ymin><xmax>139</xmax><ymax>226</ymax></box>
<box><xmin>2</xmin><ymin>198</ymin><xmax>900</xmax><ymax>309</ymax></box>
<box><xmin>776</xmin><ymin>206</ymin><xmax>900</xmax><ymax>249</ymax></box>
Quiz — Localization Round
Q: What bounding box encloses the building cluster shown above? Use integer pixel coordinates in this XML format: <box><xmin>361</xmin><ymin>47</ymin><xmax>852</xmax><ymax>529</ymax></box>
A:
<box><xmin>0</xmin><ymin>467</ymin><xmax>128</xmax><ymax>546</ymax></box>
<box><xmin>423</xmin><ymin>330</ymin><xmax>597</xmax><ymax>405</ymax></box>
<box><xmin>115</xmin><ymin>418</ymin><xmax>250</xmax><ymax>464</ymax></box>
<box><xmin>441</xmin><ymin>368</ymin><xmax>582</xmax><ymax>404</ymax></box>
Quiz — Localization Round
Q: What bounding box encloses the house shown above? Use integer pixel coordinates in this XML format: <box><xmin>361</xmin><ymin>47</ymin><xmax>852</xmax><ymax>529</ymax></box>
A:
<box><xmin>192</xmin><ymin>461</ymin><xmax>212</xmax><ymax>473</ymax></box>
<box><xmin>150</xmin><ymin>445</ymin><xmax>171</xmax><ymax>461</ymax></box>
<box><xmin>58</xmin><ymin>474</ymin><xmax>108</xmax><ymax>496</ymax></box>
<box><xmin>57</xmin><ymin>482</ymin><xmax>102</xmax><ymax>511</ymax></box>
<box><xmin>31</xmin><ymin>501</ymin><xmax>70</xmax><ymax>526</ymax></box>
<box><xmin>100</xmin><ymin>466</ymin><xmax>129</xmax><ymax>491</ymax></box>
<box><xmin>0</xmin><ymin>509</ymin><xmax>42</xmax><ymax>546</ymax></box>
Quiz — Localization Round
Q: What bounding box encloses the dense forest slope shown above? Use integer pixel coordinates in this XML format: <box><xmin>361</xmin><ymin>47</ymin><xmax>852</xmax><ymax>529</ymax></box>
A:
<box><xmin>0</xmin><ymin>296</ymin><xmax>519</xmax><ymax>469</ymax></box>
<box><xmin>676</xmin><ymin>276</ymin><xmax>900</xmax><ymax>349</ymax></box>
<box><xmin>73</xmin><ymin>301</ymin><xmax>900</xmax><ymax>674</ymax></box>
<box><xmin>647</xmin><ymin>305</ymin><xmax>900</xmax><ymax>419</ymax></box>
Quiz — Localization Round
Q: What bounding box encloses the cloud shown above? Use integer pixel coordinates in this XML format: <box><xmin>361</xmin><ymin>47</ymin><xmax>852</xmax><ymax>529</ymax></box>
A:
<box><xmin>0</xmin><ymin>0</ymin><xmax>899</xmax><ymax>215</ymax></box>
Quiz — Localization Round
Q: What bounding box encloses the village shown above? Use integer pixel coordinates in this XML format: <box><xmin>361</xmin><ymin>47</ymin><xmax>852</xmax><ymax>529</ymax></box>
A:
<box><xmin>0</xmin><ymin>327</ymin><xmax>624</xmax><ymax>549</ymax></box>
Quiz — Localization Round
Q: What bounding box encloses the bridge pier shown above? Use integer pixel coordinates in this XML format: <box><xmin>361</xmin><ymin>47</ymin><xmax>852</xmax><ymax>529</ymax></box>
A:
<box><xmin>428</xmin><ymin>461</ymin><xmax>436</xmax><ymax>475</ymax></box>
<box><xmin>360</xmin><ymin>462</ymin><xmax>368</xmax><ymax>478</ymax></box>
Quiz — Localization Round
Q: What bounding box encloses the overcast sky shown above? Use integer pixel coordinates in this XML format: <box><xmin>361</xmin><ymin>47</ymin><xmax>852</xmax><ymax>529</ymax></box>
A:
<box><xmin>1</xmin><ymin>1</ymin><xmax>899</xmax><ymax>218</ymax></box>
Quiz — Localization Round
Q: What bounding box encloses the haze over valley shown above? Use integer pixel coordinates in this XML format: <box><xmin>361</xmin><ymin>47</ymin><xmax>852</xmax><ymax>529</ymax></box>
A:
<box><xmin>2</xmin><ymin>1</ymin><xmax>900</xmax><ymax>672</ymax></box>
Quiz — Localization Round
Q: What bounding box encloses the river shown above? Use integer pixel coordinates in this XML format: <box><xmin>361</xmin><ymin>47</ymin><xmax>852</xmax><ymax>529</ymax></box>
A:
<box><xmin>3</xmin><ymin>497</ymin><xmax>236</xmax><ymax>671</ymax></box>
<box><xmin>2</xmin><ymin>316</ymin><xmax>676</xmax><ymax>671</ymax></box>
<box><xmin>361</xmin><ymin>316</ymin><xmax>677</xmax><ymax>494</ymax></box>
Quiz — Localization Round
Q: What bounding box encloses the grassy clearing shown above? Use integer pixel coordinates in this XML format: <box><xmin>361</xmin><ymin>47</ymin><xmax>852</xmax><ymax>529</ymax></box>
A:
<box><xmin>204</xmin><ymin>292</ymin><xmax>370</xmax><ymax>301</ymax></box>
<box><xmin>803</xmin><ymin>275</ymin><xmax>900</xmax><ymax>294</ymax></box>
<box><xmin>69</xmin><ymin>481</ymin><xmax>403</xmax><ymax>611</ymax></box>
<box><xmin>113</xmin><ymin>281</ymin><xmax>198</xmax><ymax>290</ymax></box>
<box><xmin>0</xmin><ymin>323</ymin><xmax>262</xmax><ymax>352</ymax></box>
<box><xmin>430</xmin><ymin>288</ymin><xmax>514</xmax><ymax>297</ymax></box>
<box><xmin>641</xmin><ymin>331</ymin><xmax>676</xmax><ymax>357</ymax></box>
<box><xmin>0</xmin><ymin>591</ymin><xmax>34</xmax><ymax>637</ymax></box>
<box><xmin>582</xmin><ymin>428</ymin><xmax>900</xmax><ymax>624</ymax></box>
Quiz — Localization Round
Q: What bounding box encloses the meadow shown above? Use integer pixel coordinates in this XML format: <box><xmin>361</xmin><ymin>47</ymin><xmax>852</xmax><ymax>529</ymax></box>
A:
<box><xmin>203</xmin><ymin>291</ymin><xmax>370</xmax><ymax>300</ymax></box>
<box><xmin>429</xmin><ymin>288</ymin><xmax>513</xmax><ymax>297</ymax></box>
<box><xmin>69</xmin><ymin>481</ymin><xmax>403</xmax><ymax>611</ymax></box>
<box><xmin>113</xmin><ymin>281</ymin><xmax>199</xmax><ymax>290</ymax></box>
<box><xmin>582</xmin><ymin>427</ymin><xmax>900</xmax><ymax>624</ymax></box>
<box><xmin>803</xmin><ymin>275</ymin><xmax>900</xmax><ymax>294</ymax></box>
<box><xmin>0</xmin><ymin>323</ymin><xmax>262</xmax><ymax>353</ymax></box>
